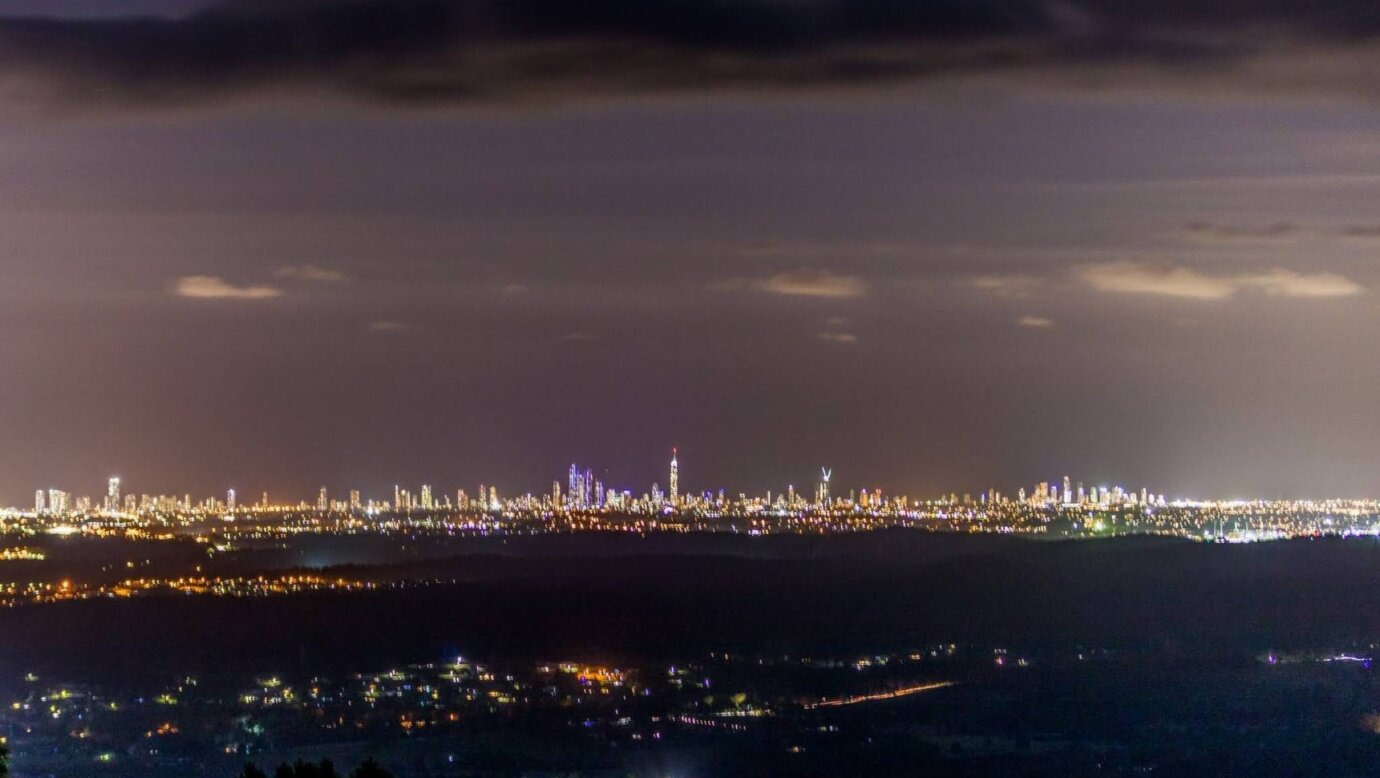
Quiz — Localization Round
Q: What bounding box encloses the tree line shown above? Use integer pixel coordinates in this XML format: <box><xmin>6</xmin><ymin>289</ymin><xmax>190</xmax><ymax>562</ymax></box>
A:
<box><xmin>238</xmin><ymin>756</ymin><xmax>392</xmax><ymax>778</ymax></box>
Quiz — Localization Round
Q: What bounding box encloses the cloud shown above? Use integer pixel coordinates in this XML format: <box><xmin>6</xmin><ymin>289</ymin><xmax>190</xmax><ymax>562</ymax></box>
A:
<box><xmin>1338</xmin><ymin>225</ymin><xmax>1380</xmax><ymax>242</ymax></box>
<box><xmin>1238</xmin><ymin>269</ymin><xmax>1367</xmax><ymax>298</ymax></box>
<box><xmin>1076</xmin><ymin>261</ymin><xmax>1238</xmax><ymax>300</ymax></box>
<box><xmin>1180</xmin><ymin>221</ymin><xmax>1301</xmax><ymax>244</ymax></box>
<box><xmin>9</xmin><ymin>0</ymin><xmax>1380</xmax><ymax>109</ymax></box>
<box><xmin>818</xmin><ymin>332</ymin><xmax>858</xmax><ymax>344</ymax></box>
<box><xmin>969</xmin><ymin>274</ymin><xmax>1045</xmax><ymax>298</ymax></box>
<box><xmin>1075</xmin><ymin>260</ymin><xmax>1365</xmax><ymax>300</ymax></box>
<box><xmin>171</xmin><ymin>275</ymin><xmax>283</xmax><ymax>299</ymax></box>
<box><xmin>368</xmin><ymin>320</ymin><xmax>410</xmax><ymax>331</ymax></box>
<box><xmin>1015</xmin><ymin>315</ymin><xmax>1055</xmax><ymax>328</ymax></box>
<box><xmin>274</xmin><ymin>264</ymin><xmax>347</xmax><ymax>282</ymax></box>
<box><xmin>722</xmin><ymin>268</ymin><xmax>866</xmax><ymax>299</ymax></box>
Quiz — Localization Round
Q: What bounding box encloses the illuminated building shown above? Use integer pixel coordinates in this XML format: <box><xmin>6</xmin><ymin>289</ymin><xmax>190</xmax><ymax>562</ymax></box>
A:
<box><xmin>669</xmin><ymin>449</ymin><xmax>679</xmax><ymax>506</ymax></box>
<box><xmin>34</xmin><ymin>489</ymin><xmax>45</xmax><ymax>515</ymax></box>
<box><xmin>226</xmin><ymin>489</ymin><xmax>236</xmax><ymax>512</ymax></box>
<box><xmin>349</xmin><ymin>490</ymin><xmax>361</xmax><ymax>511</ymax></box>
<box><xmin>106</xmin><ymin>477</ymin><xmax>121</xmax><ymax>513</ymax></box>
<box><xmin>317</xmin><ymin>487</ymin><xmax>328</xmax><ymax>513</ymax></box>
<box><xmin>421</xmin><ymin>484</ymin><xmax>433</xmax><ymax>510</ymax></box>
<box><xmin>818</xmin><ymin>468</ymin><xmax>831</xmax><ymax>505</ymax></box>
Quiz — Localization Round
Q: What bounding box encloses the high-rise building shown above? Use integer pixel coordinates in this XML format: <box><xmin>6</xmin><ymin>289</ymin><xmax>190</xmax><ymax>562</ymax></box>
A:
<box><xmin>48</xmin><ymin>489</ymin><xmax>68</xmax><ymax>514</ymax></box>
<box><xmin>107</xmin><ymin>477</ymin><xmax>121</xmax><ymax>513</ymax></box>
<box><xmin>421</xmin><ymin>484</ymin><xmax>433</xmax><ymax>510</ymax></box>
<box><xmin>349</xmin><ymin>490</ymin><xmax>361</xmax><ymax>511</ymax></box>
<box><xmin>34</xmin><ymin>489</ymin><xmax>45</xmax><ymax>515</ymax></box>
<box><xmin>226</xmin><ymin>489</ymin><xmax>237</xmax><ymax>512</ymax></box>
<box><xmin>669</xmin><ymin>448</ymin><xmax>679</xmax><ymax>506</ymax></box>
<box><xmin>317</xmin><ymin>486</ymin><xmax>328</xmax><ymax>512</ymax></box>
<box><xmin>818</xmin><ymin>468</ymin><xmax>831</xmax><ymax>505</ymax></box>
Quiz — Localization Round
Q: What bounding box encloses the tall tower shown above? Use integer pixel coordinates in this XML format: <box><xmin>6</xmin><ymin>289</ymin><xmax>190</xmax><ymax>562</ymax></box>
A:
<box><xmin>317</xmin><ymin>486</ymin><xmax>328</xmax><ymax>513</ymax></box>
<box><xmin>669</xmin><ymin>448</ymin><xmax>679</xmax><ymax>506</ymax></box>
<box><xmin>819</xmin><ymin>468</ymin><xmax>831</xmax><ymax>505</ymax></box>
<box><xmin>226</xmin><ymin>489</ymin><xmax>237</xmax><ymax>512</ymax></box>
<box><xmin>107</xmin><ymin>477</ymin><xmax>121</xmax><ymax>513</ymax></box>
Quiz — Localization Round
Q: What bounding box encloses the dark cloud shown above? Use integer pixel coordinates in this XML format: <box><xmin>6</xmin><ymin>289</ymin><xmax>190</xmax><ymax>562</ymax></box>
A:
<box><xmin>1181</xmin><ymin>221</ymin><xmax>1301</xmax><ymax>243</ymax></box>
<box><xmin>4</xmin><ymin>0</ymin><xmax>1380</xmax><ymax>107</ymax></box>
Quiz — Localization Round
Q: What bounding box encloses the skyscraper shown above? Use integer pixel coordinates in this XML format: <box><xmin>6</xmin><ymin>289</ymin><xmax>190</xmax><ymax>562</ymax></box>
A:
<box><xmin>669</xmin><ymin>448</ymin><xmax>679</xmax><ymax>506</ymax></box>
<box><xmin>819</xmin><ymin>467</ymin><xmax>831</xmax><ymax>505</ymax></box>
<box><xmin>34</xmin><ymin>489</ymin><xmax>45</xmax><ymax>515</ymax></box>
<box><xmin>317</xmin><ymin>486</ymin><xmax>328</xmax><ymax>512</ymax></box>
<box><xmin>107</xmin><ymin>477</ymin><xmax>120</xmax><ymax>513</ymax></box>
<box><xmin>226</xmin><ymin>489</ymin><xmax>237</xmax><ymax>512</ymax></box>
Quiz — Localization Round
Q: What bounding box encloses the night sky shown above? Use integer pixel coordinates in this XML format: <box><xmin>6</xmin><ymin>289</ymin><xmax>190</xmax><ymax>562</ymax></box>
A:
<box><xmin>3</xmin><ymin>0</ymin><xmax>1380</xmax><ymax>504</ymax></box>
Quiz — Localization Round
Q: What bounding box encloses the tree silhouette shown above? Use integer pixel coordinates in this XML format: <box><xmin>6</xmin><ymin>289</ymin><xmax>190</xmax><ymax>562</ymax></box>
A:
<box><xmin>236</xmin><ymin>757</ymin><xmax>392</xmax><ymax>778</ymax></box>
<box><xmin>350</xmin><ymin>757</ymin><xmax>394</xmax><ymax>778</ymax></box>
<box><xmin>1</xmin><ymin>741</ymin><xmax>8</xmax><ymax>778</ymax></box>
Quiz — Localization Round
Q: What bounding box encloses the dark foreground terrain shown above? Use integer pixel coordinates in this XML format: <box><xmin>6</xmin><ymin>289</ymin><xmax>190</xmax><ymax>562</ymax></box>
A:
<box><xmin>5</xmin><ymin>531</ymin><xmax>1380</xmax><ymax>776</ymax></box>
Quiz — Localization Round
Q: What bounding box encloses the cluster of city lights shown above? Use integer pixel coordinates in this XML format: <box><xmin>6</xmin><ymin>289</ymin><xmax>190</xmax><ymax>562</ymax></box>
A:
<box><xmin>5</xmin><ymin>456</ymin><xmax>1380</xmax><ymax>544</ymax></box>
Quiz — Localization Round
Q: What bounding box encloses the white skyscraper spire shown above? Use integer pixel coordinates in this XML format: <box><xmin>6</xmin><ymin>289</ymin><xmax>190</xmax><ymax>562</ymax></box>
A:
<box><xmin>669</xmin><ymin>448</ymin><xmax>679</xmax><ymax>506</ymax></box>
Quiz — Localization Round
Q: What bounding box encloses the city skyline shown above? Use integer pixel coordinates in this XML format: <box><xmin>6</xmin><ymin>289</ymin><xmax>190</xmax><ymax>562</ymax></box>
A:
<box><xmin>5</xmin><ymin>4</ymin><xmax>1380</xmax><ymax>504</ymax></box>
<box><xmin>2</xmin><ymin>446</ymin><xmax>1290</xmax><ymax>515</ymax></box>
